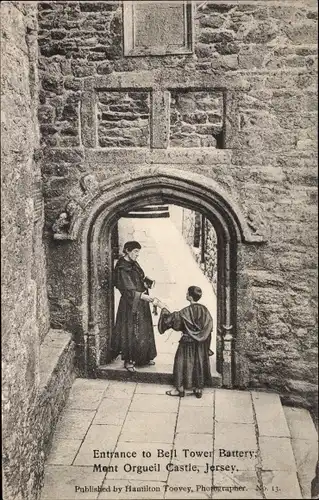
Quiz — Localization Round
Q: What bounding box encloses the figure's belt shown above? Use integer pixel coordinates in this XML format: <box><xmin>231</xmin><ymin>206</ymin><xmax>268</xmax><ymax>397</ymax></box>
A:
<box><xmin>180</xmin><ymin>334</ymin><xmax>195</xmax><ymax>343</ymax></box>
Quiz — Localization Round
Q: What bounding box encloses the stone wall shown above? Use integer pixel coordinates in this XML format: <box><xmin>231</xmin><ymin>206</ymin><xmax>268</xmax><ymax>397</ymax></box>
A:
<box><xmin>170</xmin><ymin>91</ymin><xmax>224</xmax><ymax>147</ymax></box>
<box><xmin>1</xmin><ymin>3</ymin><xmax>75</xmax><ymax>500</ymax></box>
<box><xmin>98</xmin><ymin>90</ymin><xmax>150</xmax><ymax>147</ymax></box>
<box><xmin>170</xmin><ymin>207</ymin><xmax>218</xmax><ymax>292</ymax></box>
<box><xmin>38</xmin><ymin>0</ymin><xmax>318</xmax><ymax>413</ymax></box>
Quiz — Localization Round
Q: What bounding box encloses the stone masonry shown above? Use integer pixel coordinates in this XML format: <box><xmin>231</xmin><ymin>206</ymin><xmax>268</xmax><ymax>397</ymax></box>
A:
<box><xmin>37</xmin><ymin>0</ymin><xmax>318</xmax><ymax>415</ymax></box>
<box><xmin>170</xmin><ymin>91</ymin><xmax>224</xmax><ymax>147</ymax></box>
<box><xmin>2</xmin><ymin>3</ymin><xmax>49</xmax><ymax>499</ymax></box>
<box><xmin>97</xmin><ymin>90</ymin><xmax>150</xmax><ymax>147</ymax></box>
<box><xmin>2</xmin><ymin>3</ymin><xmax>75</xmax><ymax>500</ymax></box>
<box><xmin>1</xmin><ymin>1</ymin><xmax>318</xmax><ymax>499</ymax></box>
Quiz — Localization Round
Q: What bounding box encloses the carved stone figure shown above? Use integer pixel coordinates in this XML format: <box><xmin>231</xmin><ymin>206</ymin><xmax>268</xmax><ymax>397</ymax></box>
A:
<box><xmin>66</xmin><ymin>199</ymin><xmax>82</xmax><ymax>219</ymax></box>
<box><xmin>52</xmin><ymin>212</ymin><xmax>70</xmax><ymax>239</ymax></box>
<box><xmin>80</xmin><ymin>174</ymin><xmax>99</xmax><ymax>194</ymax></box>
<box><xmin>247</xmin><ymin>211</ymin><xmax>264</xmax><ymax>237</ymax></box>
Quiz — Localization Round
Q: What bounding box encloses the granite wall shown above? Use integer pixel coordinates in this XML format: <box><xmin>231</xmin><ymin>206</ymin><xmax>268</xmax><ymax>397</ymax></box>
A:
<box><xmin>170</xmin><ymin>90</ymin><xmax>224</xmax><ymax>147</ymax></box>
<box><xmin>37</xmin><ymin>0</ymin><xmax>318</xmax><ymax>413</ymax></box>
<box><xmin>1</xmin><ymin>3</ymin><xmax>74</xmax><ymax>499</ymax></box>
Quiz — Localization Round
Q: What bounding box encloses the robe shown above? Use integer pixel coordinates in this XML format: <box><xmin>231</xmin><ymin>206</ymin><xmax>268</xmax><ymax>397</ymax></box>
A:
<box><xmin>111</xmin><ymin>256</ymin><xmax>157</xmax><ymax>366</ymax></box>
<box><xmin>158</xmin><ymin>303</ymin><xmax>213</xmax><ymax>390</ymax></box>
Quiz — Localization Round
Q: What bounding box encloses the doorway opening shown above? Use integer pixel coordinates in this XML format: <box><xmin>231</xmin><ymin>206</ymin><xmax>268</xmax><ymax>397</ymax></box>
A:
<box><xmin>81</xmin><ymin>170</ymin><xmax>249</xmax><ymax>387</ymax></box>
<box><xmin>108</xmin><ymin>203</ymin><xmax>219</xmax><ymax>376</ymax></box>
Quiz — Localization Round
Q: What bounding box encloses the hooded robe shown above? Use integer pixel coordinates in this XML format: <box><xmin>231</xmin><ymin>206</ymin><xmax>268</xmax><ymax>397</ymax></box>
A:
<box><xmin>158</xmin><ymin>303</ymin><xmax>213</xmax><ymax>389</ymax></box>
<box><xmin>111</xmin><ymin>256</ymin><xmax>157</xmax><ymax>366</ymax></box>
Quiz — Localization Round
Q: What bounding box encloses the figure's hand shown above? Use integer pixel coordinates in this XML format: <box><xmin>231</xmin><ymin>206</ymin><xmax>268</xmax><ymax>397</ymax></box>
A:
<box><xmin>140</xmin><ymin>292</ymin><xmax>153</xmax><ymax>303</ymax></box>
<box><xmin>153</xmin><ymin>297</ymin><xmax>160</xmax><ymax>307</ymax></box>
<box><xmin>156</xmin><ymin>300</ymin><xmax>167</xmax><ymax>309</ymax></box>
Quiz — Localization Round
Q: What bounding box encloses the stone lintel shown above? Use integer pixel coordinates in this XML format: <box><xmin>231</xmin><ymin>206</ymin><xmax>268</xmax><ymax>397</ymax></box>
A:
<box><xmin>84</xmin><ymin>70</ymin><xmax>251</xmax><ymax>92</ymax></box>
<box><xmin>84</xmin><ymin>147</ymin><xmax>232</xmax><ymax>165</ymax></box>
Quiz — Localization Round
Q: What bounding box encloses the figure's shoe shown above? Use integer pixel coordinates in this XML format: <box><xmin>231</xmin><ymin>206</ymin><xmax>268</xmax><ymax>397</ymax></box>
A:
<box><xmin>147</xmin><ymin>360</ymin><xmax>155</xmax><ymax>366</ymax></box>
<box><xmin>194</xmin><ymin>389</ymin><xmax>202</xmax><ymax>399</ymax></box>
<box><xmin>124</xmin><ymin>363</ymin><xmax>136</xmax><ymax>373</ymax></box>
<box><xmin>166</xmin><ymin>389</ymin><xmax>185</xmax><ymax>397</ymax></box>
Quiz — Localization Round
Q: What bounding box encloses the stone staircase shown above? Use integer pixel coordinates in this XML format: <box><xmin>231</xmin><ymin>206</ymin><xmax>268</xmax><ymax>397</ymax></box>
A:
<box><xmin>40</xmin><ymin>377</ymin><xmax>318</xmax><ymax>500</ymax></box>
<box><xmin>97</xmin><ymin>356</ymin><xmax>221</xmax><ymax>386</ymax></box>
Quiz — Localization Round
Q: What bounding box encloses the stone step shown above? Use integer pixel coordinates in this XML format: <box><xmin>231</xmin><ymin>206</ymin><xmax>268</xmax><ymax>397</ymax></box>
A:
<box><xmin>251</xmin><ymin>391</ymin><xmax>318</xmax><ymax>499</ymax></box>
<box><xmin>251</xmin><ymin>391</ymin><xmax>303</xmax><ymax>499</ymax></box>
<box><xmin>252</xmin><ymin>391</ymin><xmax>291</xmax><ymax>438</ymax></box>
<box><xmin>283</xmin><ymin>406</ymin><xmax>318</xmax><ymax>499</ymax></box>
<box><xmin>41</xmin><ymin>378</ymin><xmax>316</xmax><ymax>500</ymax></box>
<box><xmin>97</xmin><ymin>357</ymin><xmax>222</xmax><ymax>387</ymax></box>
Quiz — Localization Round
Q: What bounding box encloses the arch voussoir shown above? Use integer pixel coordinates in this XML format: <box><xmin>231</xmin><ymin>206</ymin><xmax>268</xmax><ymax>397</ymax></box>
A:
<box><xmin>53</xmin><ymin>167</ymin><xmax>265</xmax><ymax>245</ymax></box>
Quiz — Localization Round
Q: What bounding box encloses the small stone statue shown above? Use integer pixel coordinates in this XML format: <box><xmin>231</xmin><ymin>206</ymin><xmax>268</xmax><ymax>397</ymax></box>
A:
<box><xmin>247</xmin><ymin>212</ymin><xmax>263</xmax><ymax>236</ymax></box>
<box><xmin>52</xmin><ymin>212</ymin><xmax>70</xmax><ymax>239</ymax></box>
<box><xmin>80</xmin><ymin>174</ymin><xmax>99</xmax><ymax>194</ymax></box>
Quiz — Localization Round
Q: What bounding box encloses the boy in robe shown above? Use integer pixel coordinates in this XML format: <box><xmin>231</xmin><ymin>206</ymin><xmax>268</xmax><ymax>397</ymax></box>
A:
<box><xmin>155</xmin><ymin>286</ymin><xmax>213</xmax><ymax>398</ymax></box>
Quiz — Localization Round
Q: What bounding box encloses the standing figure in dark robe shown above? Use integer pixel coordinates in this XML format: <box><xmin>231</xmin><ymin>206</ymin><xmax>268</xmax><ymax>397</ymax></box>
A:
<box><xmin>155</xmin><ymin>286</ymin><xmax>213</xmax><ymax>398</ymax></box>
<box><xmin>111</xmin><ymin>241</ymin><xmax>157</xmax><ymax>372</ymax></box>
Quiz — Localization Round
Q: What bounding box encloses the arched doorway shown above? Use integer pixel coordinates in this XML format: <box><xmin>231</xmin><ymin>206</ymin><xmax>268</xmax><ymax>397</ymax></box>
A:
<box><xmin>79</xmin><ymin>169</ymin><xmax>253</xmax><ymax>387</ymax></box>
<box><xmin>112</xmin><ymin>204</ymin><xmax>219</xmax><ymax>377</ymax></box>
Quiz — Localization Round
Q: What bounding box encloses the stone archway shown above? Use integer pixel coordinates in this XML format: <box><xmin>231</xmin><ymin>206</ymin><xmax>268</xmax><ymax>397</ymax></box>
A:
<box><xmin>64</xmin><ymin>167</ymin><xmax>263</xmax><ymax>388</ymax></box>
<box><xmin>51</xmin><ymin>167</ymin><xmax>264</xmax><ymax>387</ymax></box>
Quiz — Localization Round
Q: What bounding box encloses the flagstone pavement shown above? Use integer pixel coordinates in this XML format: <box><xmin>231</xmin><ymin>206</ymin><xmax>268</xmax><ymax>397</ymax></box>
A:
<box><xmin>41</xmin><ymin>378</ymin><xmax>318</xmax><ymax>500</ymax></box>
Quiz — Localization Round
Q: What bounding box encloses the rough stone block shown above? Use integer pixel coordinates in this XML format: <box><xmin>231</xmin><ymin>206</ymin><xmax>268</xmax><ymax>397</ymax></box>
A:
<box><xmin>170</xmin><ymin>90</ymin><xmax>224</xmax><ymax>148</ymax></box>
<box><xmin>285</xmin><ymin>22</ymin><xmax>318</xmax><ymax>45</ymax></box>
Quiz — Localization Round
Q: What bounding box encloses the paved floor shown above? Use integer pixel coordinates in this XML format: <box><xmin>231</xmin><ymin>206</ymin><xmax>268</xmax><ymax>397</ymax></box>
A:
<box><xmin>113</xmin><ymin>216</ymin><xmax>217</xmax><ymax>372</ymax></box>
<box><xmin>41</xmin><ymin>379</ymin><xmax>317</xmax><ymax>500</ymax></box>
